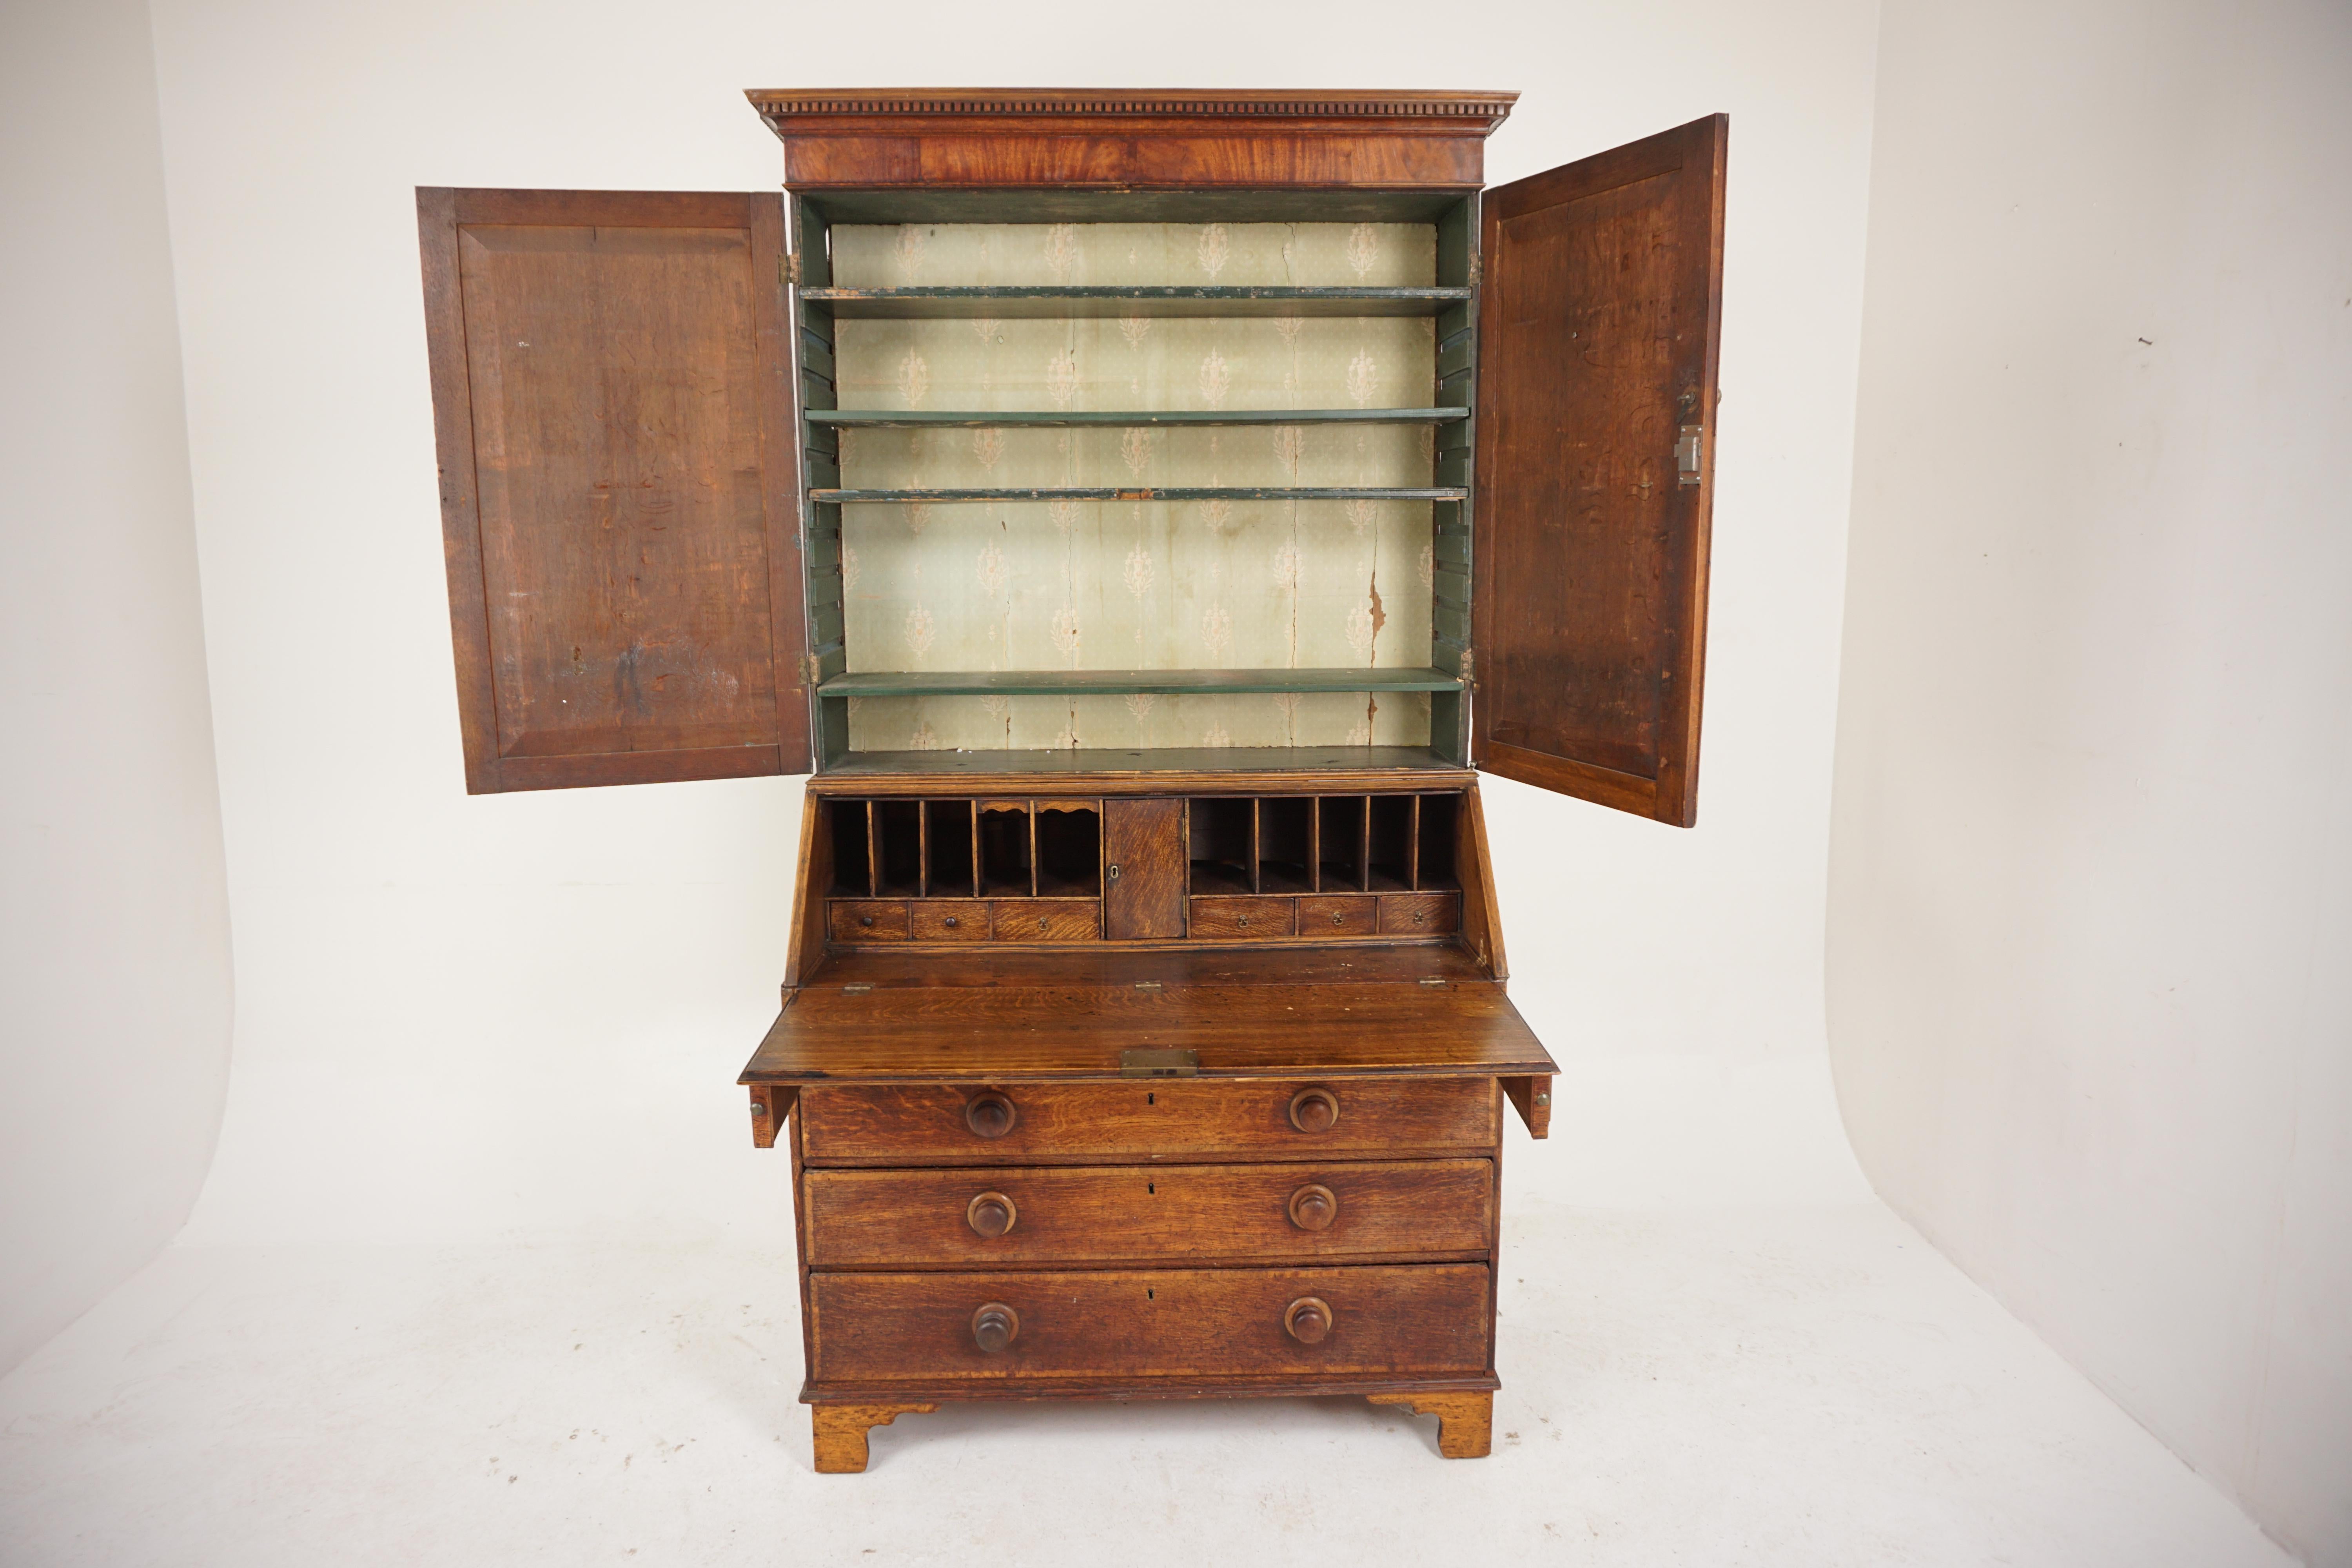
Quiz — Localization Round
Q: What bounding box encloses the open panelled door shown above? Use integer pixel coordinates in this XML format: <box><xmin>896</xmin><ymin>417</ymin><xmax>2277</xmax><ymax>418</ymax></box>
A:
<box><xmin>1472</xmin><ymin>116</ymin><xmax>1726</xmax><ymax>826</ymax></box>
<box><xmin>419</xmin><ymin>189</ymin><xmax>810</xmax><ymax>793</ymax></box>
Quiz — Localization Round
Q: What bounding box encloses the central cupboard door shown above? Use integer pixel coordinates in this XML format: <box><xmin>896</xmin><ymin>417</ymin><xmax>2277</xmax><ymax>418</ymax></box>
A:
<box><xmin>1101</xmin><ymin>798</ymin><xmax>1186</xmax><ymax>939</ymax></box>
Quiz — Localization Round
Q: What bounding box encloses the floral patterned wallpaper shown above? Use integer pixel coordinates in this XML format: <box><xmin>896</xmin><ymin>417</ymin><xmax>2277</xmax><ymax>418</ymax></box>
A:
<box><xmin>829</xmin><ymin>223</ymin><xmax>1441</xmax><ymax>753</ymax></box>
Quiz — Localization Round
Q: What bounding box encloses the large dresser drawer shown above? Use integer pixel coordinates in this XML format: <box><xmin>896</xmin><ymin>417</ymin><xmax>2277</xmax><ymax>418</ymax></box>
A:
<box><xmin>808</xmin><ymin>1264</ymin><xmax>1491</xmax><ymax>1382</ymax></box>
<box><xmin>797</xmin><ymin>1078</ymin><xmax>1499</xmax><ymax>1166</ymax></box>
<box><xmin>804</xmin><ymin>1159</ymin><xmax>1493</xmax><ymax>1267</ymax></box>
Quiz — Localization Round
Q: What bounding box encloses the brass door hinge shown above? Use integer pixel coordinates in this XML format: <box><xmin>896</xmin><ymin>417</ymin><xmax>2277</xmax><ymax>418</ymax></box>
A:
<box><xmin>1676</xmin><ymin>425</ymin><xmax>1704</xmax><ymax>486</ymax></box>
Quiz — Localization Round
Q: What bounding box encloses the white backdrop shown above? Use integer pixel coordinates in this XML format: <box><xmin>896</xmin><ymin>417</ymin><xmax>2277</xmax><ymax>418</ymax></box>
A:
<box><xmin>155</xmin><ymin>0</ymin><xmax>1878</xmax><ymax>1249</ymax></box>
<box><xmin>1828</xmin><ymin>0</ymin><xmax>2352</xmax><ymax>1557</ymax></box>
<box><xmin>0</xmin><ymin>0</ymin><xmax>233</xmax><ymax>1373</ymax></box>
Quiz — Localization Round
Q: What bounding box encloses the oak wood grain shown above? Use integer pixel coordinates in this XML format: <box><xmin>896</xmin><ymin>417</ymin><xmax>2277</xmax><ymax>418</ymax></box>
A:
<box><xmin>796</xmin><ymin>1078</ymin><xmax>1499</xmax><ymax>1165</ymax></box>
<box><xmin>1378</xmin><ymin>893</ymin><xmax>1460</xmax><ymax>936</ymax></box>
<box><xmin>803</xmin><ymin>1159</ymin><xmax>1493</xmax><ymax>1266</ymax></box>
<box><xmin>1188</xmin><ymin>897</ymin><xmax>1296</xmax><ymax>940</ymax></box>
<box><xmin>1501</xmin><ymin>1074</ymin><xmax>1553</xmax><ymax>1139</ymax></box>
<box><xmin>417</xmin><ymin>188</ymin><xmax>808</xmax><ymax>792</ymax></box>
<box><xmin>1367</xmin><ymin>1390</ymin><xmax>1494</xmax><ymax>1457</ymax></box>
<box><xmin>808</xmin><ymin>1265</ymin><xmax>1490</xmax><ymax>1381</ymax></box>
<box><xmin>989</xmin><ymin>899</ymin><xmax>1102</xmax><ymax>942</ymax></box>
<box><xmin>791</xmin><ymin>944</ymin><xmax>1494</xmax><ymax>991</ymax></box>
<box><xmin>809</xmin><ymin>1402</ymin><xmax>936</xmax><ymax>1473</ymax></box>
<box><xmin>1471</xmin><ymin>115</ymin><xmax>1726</xmax><ymax>826</ymax></box>
<box><xmin>743</xmin><ymin>984</ymin><xmax>1550</xmax><ymax>1083</ymax></box>
<box><xmin>1102</xmin><ymin>798</ymin><xmax>1187</xmax><ymax>940</ymax></box>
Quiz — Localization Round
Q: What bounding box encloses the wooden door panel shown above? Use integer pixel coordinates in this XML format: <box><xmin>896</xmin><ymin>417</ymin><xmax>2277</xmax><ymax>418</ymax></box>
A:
<box><xmin>418</xmin><ymin>188</ymin><xmax>809</xmax><ymax>792</ymax></box>
<box><xmin>1472</xmin><ymin>116</ymin><xmax>1725</xmax><ymax>825</ymax></box>
<box><xmin>1100</xmin><ymin>797</ymin><xmax>1187</xmax><ymax>939</ymax></box>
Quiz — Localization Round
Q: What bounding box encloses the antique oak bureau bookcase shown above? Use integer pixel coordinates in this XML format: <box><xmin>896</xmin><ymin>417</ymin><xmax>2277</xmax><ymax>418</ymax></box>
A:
<box><xmin>417</xmin><ymin>90</ymin><xmax>1724</xmax><ymax>1470</ymax></box>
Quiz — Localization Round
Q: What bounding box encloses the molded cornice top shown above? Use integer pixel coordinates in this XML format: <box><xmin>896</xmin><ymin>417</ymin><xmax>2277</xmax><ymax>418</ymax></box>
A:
<box><xmin>746</xmin><ymin>88</ymin><xmax>1518</xmax><ymax>136</ymax></box>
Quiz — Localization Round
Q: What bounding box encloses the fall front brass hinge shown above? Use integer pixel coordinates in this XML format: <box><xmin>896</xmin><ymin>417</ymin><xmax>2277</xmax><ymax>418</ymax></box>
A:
<box><xmin>780</xmin><ymin>253</ymin><xmax>803</xmax><ymax>287</ymax></box>
<box><xmin>1676</xmin><ymin>425</ymin><xmax>1704</xmax><ymax>486</ymax></box>
<box><xmin>1120</xmin><ymin>1048</ymin><xmax>1198</xmax><ymax>1077</ymax></box>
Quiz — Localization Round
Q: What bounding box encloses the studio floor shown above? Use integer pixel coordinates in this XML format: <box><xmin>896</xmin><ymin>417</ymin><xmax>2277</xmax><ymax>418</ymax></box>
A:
<box><xmin>0</xmin><ymin>1202</ymin><xmax>2288</xmax><ymax>1566</ymax></box>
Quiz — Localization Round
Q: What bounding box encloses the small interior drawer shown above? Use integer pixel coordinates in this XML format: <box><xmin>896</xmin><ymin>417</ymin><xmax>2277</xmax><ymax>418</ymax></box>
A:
<box><xmin>908</xmin><ymin>903</ymin><xmax>987</xmax><ymax>941</ymax></box>
<box><xmin>1189</xmin><ymin>896</ymin><xmax>1295</xmax><ymax>939</ymax></box>
<box><xmin>1297</xmin><ymin>895</ymin><xmax>1377</xmax><ymax>936</ymax></box>
<box><xmin>829</xmin><ymin>900</ymin><xmax>909</xmax><ymax>942</ymax></box>
<box><xmin>990</xmin><ymin>899</ymin><xmax>1102</xmax><ymax>942</ymax></box>
<box><xmin>1378</xmin><ymin>892</ymin><xmax>1459</xmax><ymax>936</ymax></box>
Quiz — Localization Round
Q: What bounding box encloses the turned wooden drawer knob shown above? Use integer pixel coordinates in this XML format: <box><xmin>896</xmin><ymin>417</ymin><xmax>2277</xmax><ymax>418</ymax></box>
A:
<box><xmin>965</xmin><ymin>1090</ymin><xmax>1018</xmax><ymax>1139</ymax></box>
<box><xmin>1284</xmin><ymin>1296</ymin><xmax>1334</xmax><ymax>1345</ymax></box>
<box><xmin>966</xmin><ymin>1191</ymin><xmax>1017</xmax><ymax>1238</ymax></box>
<box><xmin>1287</xmin><ymin>1183</ymin><xmax>1337</xmax><ymax>1231</ymax></box>
<box><xmin>859</xmin><ymin>915</ymin><xmax>874</xmax><ymax>928</ymax></box>
<box><xmin>971</xmin><ymin>1302</ymin><xmax>1020</xmax><ymax>1353</ymax></box>
<box><xmin>943</xmin><ymin>915</ymin><xmax>959</xmax><ymax>928</ymax></box>
<box><xmin>1288</xmin><ymin>1086</ymin><xmax>1340</xmax><ymax>1134</ymax></box>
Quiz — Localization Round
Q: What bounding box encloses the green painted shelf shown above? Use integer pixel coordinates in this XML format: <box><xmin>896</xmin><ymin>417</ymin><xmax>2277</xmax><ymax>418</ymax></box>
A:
<box><xmin>813</xmin><ymin>486</ymin><xmax>1466</xmax><ymax>505</ymax></box>
<box><xmin>808</xmin><ymin>407</ymin><xmax>1470</xmax><ymax>428</ymax></box>
<box><xmin>820</xmin><ymin>746</ymin><xmax>1469</xmax><ymax>777</ymax></box>
<box><xmin>800</xmin><ymin>285</ymin><xmax>1474</xmax><ymax>319</ymax></box>
<box><xmin>818</xmin><ymin>668</ymin><xmax>1464</xmax><ymax>698</ymax></box>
